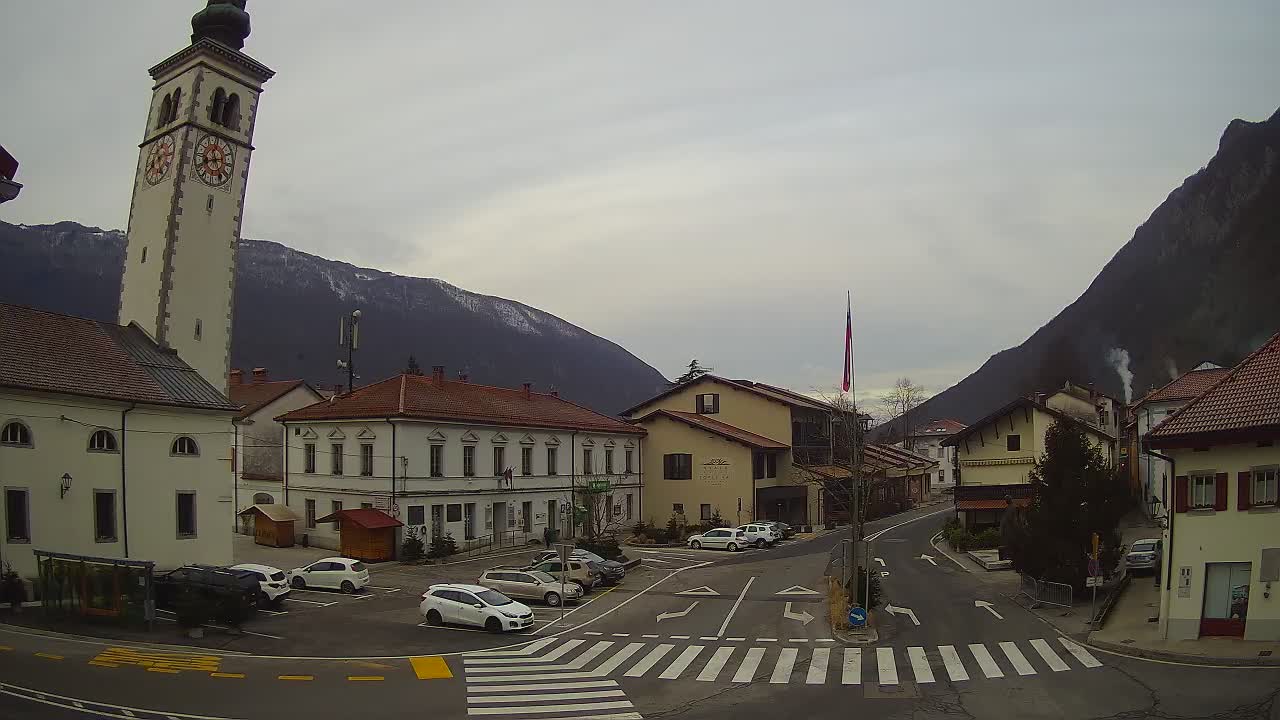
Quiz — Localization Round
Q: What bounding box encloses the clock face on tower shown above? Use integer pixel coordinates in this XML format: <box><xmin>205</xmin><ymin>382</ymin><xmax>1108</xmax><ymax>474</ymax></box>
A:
<box><xmin>143</xmin><ymin>134</ymin><xmax>175</xmax><ymax>185</ymax></box>
<box><xmin>193</xmin><ymin>134</ymin><xmax>235</xmax><ymax>187</ymax></box>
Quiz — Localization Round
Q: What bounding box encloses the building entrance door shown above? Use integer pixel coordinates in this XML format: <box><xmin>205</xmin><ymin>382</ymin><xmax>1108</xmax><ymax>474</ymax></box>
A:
<box><xmin>1200</xmin><ymin>562</ymin><xmax>1250</xmax><ymax>637</ymax></box>
<box><xmin>464</xmin><ymin>503</ymin><xmax>476</xmax><ymax>540</ymax></box>
<box><xmin>493</xmin><ymin>502</ymin><xmax>508</xmax><ymax>538</ymax></box>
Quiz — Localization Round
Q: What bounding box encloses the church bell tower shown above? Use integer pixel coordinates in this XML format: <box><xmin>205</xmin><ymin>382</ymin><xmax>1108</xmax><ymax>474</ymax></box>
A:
<box><xmin>118</xmin><ymin>0</ymin><xmax>274</xmax><ymax>394</ymax></box>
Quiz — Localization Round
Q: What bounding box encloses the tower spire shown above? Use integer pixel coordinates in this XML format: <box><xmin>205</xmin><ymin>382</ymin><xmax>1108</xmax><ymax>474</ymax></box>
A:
<box><xmin>191</xmin><ymin>0</ymin><xmax>251</xmax><ymax>50</ymax></box>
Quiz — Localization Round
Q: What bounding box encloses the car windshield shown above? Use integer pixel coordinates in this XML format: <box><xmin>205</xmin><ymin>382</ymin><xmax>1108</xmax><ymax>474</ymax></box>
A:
<box><xmin>1132</xmin><ymin>541</ymin><xmax>1157</xmax><ymax>552</ymax></box>
<box><xmin>351</xmin><ymin>561</ymin><xmax>367</xmax><ymax>572</ymax></box>
<box><xmin>476</xmin><ymin>589</ymin><xmax>514</xmax><ymax>606</ymax></box>
<box><xmin>530</xmin><ymin>571</ymin><xmax>558</xmax><ymax>583</ymax></box>
<box><xmin>269</xmin><ymin>571</ymin><xmax>285</xmax><ymax>581</ymax></box>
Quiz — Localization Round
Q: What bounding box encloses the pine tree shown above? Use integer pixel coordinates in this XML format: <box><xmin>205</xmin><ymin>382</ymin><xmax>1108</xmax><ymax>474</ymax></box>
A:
<box><xmin>674</xmin><ymin>359</ymin><xmax>712</xmax><ymax>385</ymax></box>
<box><xmin>405</xmin><ymin>355</ymin><xmax>424</xmax><ymax>376</ymax></box>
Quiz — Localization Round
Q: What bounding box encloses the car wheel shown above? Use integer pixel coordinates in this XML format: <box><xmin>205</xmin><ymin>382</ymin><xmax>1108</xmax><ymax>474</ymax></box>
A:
<box><xmin>425</xmin><ymin>609</ymin><xmax>443</xmax><ymax>626</ymax></box>
<box><xmin>485</xmin><ymin>617</ymin><xmax>503</xmax><ymax>633</ymax></box>
<box><xmin>340</xmin><ymin>580</ymin><xmax>355</xmax><ymax>594</ymax></box>
<box><xmin>544</xmin><ymin>592</ymin><xmax>562</xmax><ymax>607</ymax></box>
<box><xmin>755</xmin><ymin>539</ymin><xmax>767</xmax><ymax>549</ymax></box>
<box><xmin>727</xmin><ymin>542</ymin><xmax>739</xmax><ymax>552</ymax></box>
<box><xmin>256</xmin><ymin>592</ymin><xmax>271</xmax><ymax>609</ymax></box>
<box><xmin>291</xmin><ymin>576</ymin><xmax>306</xmax><ymax>589</ymax></box>
<box><xmin>691</xmin><ymin>540</ymin><xmax>702</xmax><ymax>549</ymax></box>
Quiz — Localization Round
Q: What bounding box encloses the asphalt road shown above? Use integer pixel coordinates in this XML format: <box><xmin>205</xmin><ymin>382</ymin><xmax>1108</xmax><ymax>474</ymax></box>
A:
<box><xmin>2</xmin><ymin>504</ymin><xmax>1278</xmax><ymax>719</ymax></box>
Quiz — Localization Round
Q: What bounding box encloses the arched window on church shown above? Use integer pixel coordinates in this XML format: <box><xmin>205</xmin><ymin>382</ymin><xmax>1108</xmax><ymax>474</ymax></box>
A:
<box><xmin>221</xmin><ymin>93</ymin><xmax>241</xmax><ymax>130</ymax></box>
<box><xmin>157</xmin><ymin>94</ymin><xmax>172</xmax><ymax>129</ymax></box>
<box><xmin>168</xmin><ymin>87</ymin><xmax>182</xmax><ymax>124</ymax></box>
<box><xmin>210</xmin><ymin>88</ymin><xmax>227</xmax><ymax>125</ymax></box>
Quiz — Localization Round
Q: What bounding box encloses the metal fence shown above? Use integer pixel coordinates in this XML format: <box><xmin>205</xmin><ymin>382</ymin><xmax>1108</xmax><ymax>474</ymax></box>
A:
<box><xmin>457</xmin><ymin>529</ymin><xmax>533</xmax><ymax>559</ymax></box>
<box><xmin>1018</xmin><ymin>573</ymin><xmax>1073</xmax><ymax>608</ymax></box>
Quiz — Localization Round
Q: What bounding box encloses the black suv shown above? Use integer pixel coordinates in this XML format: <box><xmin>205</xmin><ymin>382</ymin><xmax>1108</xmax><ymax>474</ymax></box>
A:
<box><xmin>155</xmin><ymin>565</ymin><xmax>262</xmax><ymax>622</ymax></box>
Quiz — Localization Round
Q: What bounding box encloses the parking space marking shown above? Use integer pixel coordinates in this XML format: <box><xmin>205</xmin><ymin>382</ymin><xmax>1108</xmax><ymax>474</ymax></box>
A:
<box><xmin>209</xmin><ymin>673</ymin><xmax>244</xmax><ymax>679</ymax></box>
<box><xmin>257</xmin><ymin>608</ymin><xmax>288</xmax><ymax>615</ymax></box>
<box><xmin>365</xmin><ymin>585</ymin><xmax>399</xmax><ymax>590</ymax></box>
<box><xmin>282</xmin><ymin>597</ymin><xmax>337</xmax><ymax>607</ymax></box>
<box><xmin>277</xmin><ymin>675</ymin><xmax>314</xmax><ymax>681</ymax></box>
<box><xmin>410</xmin><ymin>655</ymin><xmax>455</xmax><ymax>679</ymax></box>
<box><xmin>347</xmin><ymin>676</ymin><xmax>385</xmax><ymax>681</ymax></box>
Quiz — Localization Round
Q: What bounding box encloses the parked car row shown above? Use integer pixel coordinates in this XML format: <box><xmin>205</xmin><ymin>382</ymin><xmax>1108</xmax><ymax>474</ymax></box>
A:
<box><xmin>687</xmin><ymin>521</ymin><xmax>795</xmax><ymax>552</ymax></box>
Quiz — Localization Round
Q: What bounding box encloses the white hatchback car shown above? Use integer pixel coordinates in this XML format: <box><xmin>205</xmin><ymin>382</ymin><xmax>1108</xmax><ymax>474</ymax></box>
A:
<box><xmin>420</xmin><ymin>583</ymin><xmax>535</xmax><ymax>632</ymax></box>
<box><xmin>230</xmin><ymin>563</ymin><xmax>291</xmax><ymax>606</ymax></box>
<box><xmin>737</xmin><ymin>523</ymin><xmax>780</xmax><ymax>549</ymax></box>
<box><xmin>286</xmin><ymin>557</ymin><xmax>370</xmax><ymax>593</ymax></box>
<box><xmin>687</xmin><ymin>527</ymin><xmax>748</xmax><ymax>551</ymax></box>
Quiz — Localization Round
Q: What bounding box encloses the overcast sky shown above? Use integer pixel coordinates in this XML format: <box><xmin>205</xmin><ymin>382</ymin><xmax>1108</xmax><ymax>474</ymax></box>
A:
<box><xmin>4</xmin><ymin>2</ymin><xmax>1278</xmax><ymax>405</ymax></box>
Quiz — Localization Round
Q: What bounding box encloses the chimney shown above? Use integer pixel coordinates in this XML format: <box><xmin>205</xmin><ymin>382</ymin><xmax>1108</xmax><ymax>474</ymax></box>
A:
<box><xmin>551</xmin><ymin>390</ymin><xmax>559</xmax><ymax>398</ymax></box>
<box><xmin>522</xmin><ymin>382</ymin><xmax>532</xmax><ymax>399</ymax></box>
<box><xmin>229</xmin><ymin>369</ymin><xmax>243</xmax><ymax>385</ymax></box>
<box><xmin>251</xmin><ymin>367</ymin><xmax>268</xmax><ymax>383</ymax></box>
<box><xmin>457</xmin><ymin>370</ymin><xmax>469</xmax><ymax>383</ymax></box>
<box><xmin>432</xmin><ymin>366</ymin><xmax>445</xmax><ymax>385</ymax></box>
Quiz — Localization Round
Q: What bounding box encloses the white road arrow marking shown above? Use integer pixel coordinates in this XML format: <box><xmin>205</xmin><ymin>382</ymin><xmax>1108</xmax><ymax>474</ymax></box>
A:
<box><xmin>974</xmin><ymin>600</ymin><xmax>1004</xmax><ymax>619</ymax></box>
<box><xmin>775</xmin><ymin>585</ymin><xmax>821</xmax><ymax>596</ymax></box>
<box><xmin>675</xmin><ymin>586</ymin><xmax>720</xmax><ymax>596</ymax></box>
<box><xmin>884</xmin><ymin>604</ymin><xmax>920</xmax><ymax>626</ymax></box>
<box><xmin>919</xmin><ymin>554</ymin><xmax>937</xmax><ymax>566</ymax></box>
<box><xmin>656</xmin><ymin>601</ymin><xmax>699</xmax><ymax>622</ymax></box>
<box><xmin>782</xmin><ymin>602</ymin><xmax>815</xmax><ymax>625</ymax></box>
<box><xmin>874</xmin><ymin>557</ymin><xmax>886</xmax><ymax>567</ymax></box>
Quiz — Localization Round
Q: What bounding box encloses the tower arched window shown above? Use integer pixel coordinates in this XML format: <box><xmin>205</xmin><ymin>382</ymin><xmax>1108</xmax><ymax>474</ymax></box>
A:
<box><xmin>1</xmin><ymin>421</ymin><xmax>32</xmax><ymax>447</ymax></box>
<box><xmin>157</xmin><ymin>94</ymin><xmax>172</xmax><ymax>129</ymax></box>
<box><xmin>88</xmin><ymin>429</ymin><xmax>118</xmax><ymax>453</ymax></box>
<box><xmin>221</xmin><ymin>93</ymin><xmax>241</xmax><ymax>130</ymax></box>
<box><xmin>172</xmin><ymin>436</ymin><xmax>200</xmax><ymax>456</ymax></box>
<box><xmin>168</xmin><ymin>87</ymin><xmax>182</xmax><ymax>124</ymax></box>
<box><xmin>209</xmin><ymin>88</ymin><xmax>227</xmax><ymax>125</ymax></box>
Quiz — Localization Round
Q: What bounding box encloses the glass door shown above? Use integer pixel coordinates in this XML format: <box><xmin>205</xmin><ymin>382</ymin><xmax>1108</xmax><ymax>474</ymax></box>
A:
<box><xmin>1200</xmin><ymin>562</ymin><xmax>1250</xmax><ymax>637</ymax></box>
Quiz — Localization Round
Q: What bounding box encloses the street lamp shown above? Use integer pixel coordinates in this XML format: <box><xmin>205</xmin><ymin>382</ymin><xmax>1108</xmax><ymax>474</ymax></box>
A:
<box><xmin>337</xmin><ymin>309</ymin><xmax>362</xmax><ymax>394</ymax></box>
<box><xmin>60</xmin><ymin>473</ymin><xmax>73</xmax><ymax>499</ymax></box>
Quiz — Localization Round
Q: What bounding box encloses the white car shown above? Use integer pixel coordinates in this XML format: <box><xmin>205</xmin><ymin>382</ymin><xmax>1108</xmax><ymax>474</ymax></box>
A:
<box><xmin>478</xmin><ymin>568</ymin><xmax>582</xmax><ymax>607</ymax></box>
<box><xmin>230</xmin><ymin>563</ymin><xmax>291</xmax><ymax>606</ymax></box>
<box><xmin>420</xmin><ymin>583</ymin><xmax>535</xmax><ymax>632</ymax></box>
<box><xmin>687</xmin><ymin>528</ymin><xmax>748</xmax><ymax>551</ymax></box>
<box><xmin>286</xmin><ymin>557</ymin><xmax>370</xmax><ymax>593</ymax></box>
<box><xmin>737</xmin><ymin>523</ymin><xmax>780</xmax><ymax>549</ymax></box>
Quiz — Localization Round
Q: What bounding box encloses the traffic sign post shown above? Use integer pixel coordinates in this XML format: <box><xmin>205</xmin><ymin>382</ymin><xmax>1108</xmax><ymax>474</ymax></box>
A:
<box><xmin>556</xmin><ymin>543</ymin><xmax>574</xmax><ymax>625</ymax></box>
<box><xmin>1088</xmin><ymin>534</ymin><xmax>1101</xmax><ymax>629</ymax></box>
<box><xmin>848</xmin><ymin>605</ymin><xmax>868</xmax><ymax>628</ymax></box>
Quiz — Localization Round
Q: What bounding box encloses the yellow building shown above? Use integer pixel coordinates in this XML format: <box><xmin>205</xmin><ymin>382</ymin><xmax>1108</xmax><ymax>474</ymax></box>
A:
<box><xmin>1148</xmin><ymin>331</ymin><xmax>1280</xmax><ymax>641</ymax></box>
<box><xmin>942</xmin><ymin>395</ymin><xmax>1116</xmax><ymax>528</ymax></box>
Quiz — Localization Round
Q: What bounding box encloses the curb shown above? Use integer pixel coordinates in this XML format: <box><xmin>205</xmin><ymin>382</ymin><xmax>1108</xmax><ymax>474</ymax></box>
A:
<box><xmin>1087</xmin><ymin>637</ymin><xmax>1280</xmax><ymax>667</ymax></box>
<box><xmin>620</xmin><ymin>556</ymin><xmax>642</xmax><ymax>570</ymax></box>
<box><xmin>830</xmin><ymin>611</ymin><xmax>878</xmax><ymax>645</ymax></box>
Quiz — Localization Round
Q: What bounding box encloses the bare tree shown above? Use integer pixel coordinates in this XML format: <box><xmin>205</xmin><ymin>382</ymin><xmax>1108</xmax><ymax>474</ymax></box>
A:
<box><xmin>879</xmin><ymin>377</ymin><xmax>930</xmax><ymax>451</ymax></box>
<box><xmin>578</xmin><ymin>477</ymin><xmax>625</xmax><ymax>541</ymax></box>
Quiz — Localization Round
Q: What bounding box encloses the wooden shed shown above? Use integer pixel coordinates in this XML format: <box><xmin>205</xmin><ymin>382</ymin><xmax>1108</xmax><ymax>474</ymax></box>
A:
<box><xmin>237</xmin><ymin>504</ymin><xmax>299</xmax><ymax>548</ymax></box>
<box><xmin>314</xmin><ymin>508</ymin><xmax>402</xmax><ymax>562</ymax></box>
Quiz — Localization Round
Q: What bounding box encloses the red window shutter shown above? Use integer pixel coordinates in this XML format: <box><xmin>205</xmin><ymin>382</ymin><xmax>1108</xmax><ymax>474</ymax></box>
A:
<box><xmin>1174</xmin><ymin>475</ymin><xmax>1189</xmax><ymax>513</ymax></box>
<box><xmin>1238</xmin><ymin>471</ymin><xmax>1252</xmax><ymax>510</ymax></box>
<box><xmin>1214</xmin><ymin>472</ymin><xmax>1228</xmax><ymax>511</ymax></box>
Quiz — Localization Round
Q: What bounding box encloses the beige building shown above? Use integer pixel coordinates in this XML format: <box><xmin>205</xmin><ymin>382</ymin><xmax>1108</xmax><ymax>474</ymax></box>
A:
<box><xmin>898</xmin><ymin>418</ymin><xmax>967</xmax><ymax>492</ymax></box>
<box><xmin>1148</xmin><ymin>331</ymin><xmax>1280</xmax><ymax>641</ymax></box>
<box><xmin>942</xmin><ymin>395</ymin><xmax>1116</xmax><ymax>528</ymax></box>
<box><xmin>1</xmin><ymin>305</ymin><xmax>238</xmax><ymax>579</ymax></box>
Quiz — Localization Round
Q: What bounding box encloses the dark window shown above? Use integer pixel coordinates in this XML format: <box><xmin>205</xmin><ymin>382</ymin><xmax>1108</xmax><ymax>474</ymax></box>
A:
<box><xmin>583</xmin><ymin>448</ymin><xmax>593</xmax><ymax>474</ymax></box>
<box><xmin>330</xmin><ymin>500</ymin><xmax>342</xmax><ymax>530</ymax></box>
<box><xmin>305</xmin><ymin>499</ymin><xmax>316</xmax><ymax>529</ymax></box>
<box><xmin>1006</xmin><ymin>434</ymin><xmax>1020</xmax><ymax>452</ymax></box>
<box><xmin>521</xmin><ymin>447</ymin><xmax>533</xmax><ymax>475</ymax></box>
<box><xmin>157</xmin><ymin>94</ymin><xmax>172</xmax><ymax>129</ymax></box>
<box><xmin>331</xmin><ymin>443</ymin><xmax>344</xmax><ymax>475</ymax></box>
<box><xmin>626</xmin><ymin>494</ymin><xmax>633</xmax><ymax>520</ymax></box>
<box><xmin>766</xmin><ymin>454</ymin><xmax>777</xmax><ymax>478</ymax></box>
<box><xmin>1</xmin><ymin>421</ymin><xmax>31</xmax><ymax>447</ymax></box>
<box><xmin>753</xmin><ymin>453</ymin><xmax>765</xmax><ymax>480</ymax></box>
<box><xmin>222</xmin><ymin>92</ymin><xmax>241</xmax><ymax>129</ymax></box>
<box><xmin>696</xmin><ymin>393</ymin><xmax>720</xmax><ymax>414</ymax></box>
<box><xmin>408</xmin><ymin>505</ymin><xmax>425</xmax><ymax>526</ymax></box>
<box><xmin>430</xmin><ymin>445</ymin><xmax>444</xmax><ymax>477</ymax></box>
<box><xmin>360</xmin><ymin>443</ymin><xmax>373</xmax><ymax>476</ymax></box>
<box><xmin>209</xmin><ymin>87</ymin><xmax>227</xmax><ymax>125</ymax></box>
<box><xmin>625</xmin><ymin>450</ymin><xmax>633</xmax><ymax>474</ymax></box>
<box><xmin>88</xmin><ymin>429</ymin><xmax>118</xmax><ymax>452</ymax></box>
<box><xmin>304</xmin><ymin>443</ymin><xmax>316</xmax><ymax>473</ymax></box>
<box><xmin>493</xmin><ymin>446</ymin><xmax>505</xmax><ymax>476</ymax></box>
<box><xmin>663</xmin><ymin>453</ymin><xmax>692</xmax><ymax>480</ymax></box>
<box><xmin>605</xmin><ymin>449</ymin><xmax>614</xmax><ymax>474</ymax></box>
<box><xmin>463</xmin><ymin>445</ymin><xmax>475</xmax><ymax>477</ymax></box>
<box><xmin>176</xmin><ymin>492</ymin><xmax>197</xmax><ymax>538</ymax></box>
<box><xmin>172</xmin><ymin>436</ymin><xmax>199</xmax><ymax>456</ymax></box>
<box><xmin>361</xmin><ymin>502</ymin><xmax>373</xmax><ymax>509</ymax></box>
<box><xmin>169</xmin><ymin>87</ymin><xmax>182</xmax><ymax>123</ymax></box>
<box><xmin>5</xmin><ymin>488</ymin><xmax>30</xmax><ymax>542</ymax></box>
<box><xmin>672</xmin><ymin>503</ymin><xmax>684</xmax><ymax>515</ymax></box>
<box><xmin>94</xmin><ymin>491</ymin><xmax>116</xmax><ymax>542</ymax></box>
<box><xmin>446</xmin><ymin>503</ymin><xmax>462</xmax><ymax>522</ymax></box>
<box><xmin>700</xmin><ymin>504</ymin><xmax>712</xmax><ymax>520</ymax></box>
<box><xmin>547</xmin><ymin>447</ymin><xmax>558</xmax><ymax>476</ymax></box>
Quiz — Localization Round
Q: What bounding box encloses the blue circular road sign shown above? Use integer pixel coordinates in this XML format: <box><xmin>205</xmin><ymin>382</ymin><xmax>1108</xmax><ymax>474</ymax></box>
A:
<box><xmin>848</xmin><ymin>606</ymin><xmax>868</xmax><ymax>628</ymax></box>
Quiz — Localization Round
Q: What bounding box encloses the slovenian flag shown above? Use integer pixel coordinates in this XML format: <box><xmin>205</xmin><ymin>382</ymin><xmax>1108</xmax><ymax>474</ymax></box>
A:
<box><xmin>842</xmin><ymin>292</ymin><xmax>853</xmax><ymax>393</ymax></box>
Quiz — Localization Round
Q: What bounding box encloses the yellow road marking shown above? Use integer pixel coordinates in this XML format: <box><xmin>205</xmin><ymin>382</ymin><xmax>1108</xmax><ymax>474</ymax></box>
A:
<box><xmin>146</xmin><ymin>667</ymin><xmax>179</xmax><ymax>674</ymax></box>
<box><xmin>0</xmin><ymin>645</ymin><xmax>12</xmax><ymax>651</ymax></box>
<box><xmin>210</xmin><ymin>672</ymin><xmax>245</xmax><ymax>679</ymax></box>
<box><xmin>89</xmin><ymin>661</ymin><xmax>119</xmax><ymax>668</ymax></box>
<box><xmin>35</xmin><ymin>653</ymin><xmax>64</xmax><ymax>660</ymax></box>
<box><xmin>93</xmin><ymin>647</ymin><xmax>220</xmax><ymax>673</ymax></box>
<box><xmin>347</xmin><ymin>676</ymin><xmax>385</xmax><ymax>681</ymax></box>
<box><xmin>409</xmin><ymin>656</ymin><xmax>452</xmax><ymax>679</ymax></box>
<box><xmin>277</xmin><ymin>675</ymin><xmax>314</xmax><ymax>681</ymax></box>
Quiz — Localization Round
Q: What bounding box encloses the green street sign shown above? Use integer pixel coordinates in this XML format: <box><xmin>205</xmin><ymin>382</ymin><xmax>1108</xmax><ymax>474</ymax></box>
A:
<box><xmin>587</xmin><ymin>480</ymin><xmax>610</xmax><ymax>492</ymax></box>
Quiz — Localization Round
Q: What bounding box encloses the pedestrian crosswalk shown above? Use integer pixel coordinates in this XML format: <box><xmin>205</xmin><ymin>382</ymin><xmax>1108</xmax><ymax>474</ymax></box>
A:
<box><xmin>463</xmin><ymin>635</ymin><xmax>1104</xmax><ymax>704</ymax></box>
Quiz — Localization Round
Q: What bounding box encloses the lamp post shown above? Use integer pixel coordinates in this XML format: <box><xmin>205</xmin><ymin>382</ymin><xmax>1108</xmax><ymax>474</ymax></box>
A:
<box><xmin>337</xmin><ymin>309</ymin><xmax>362</xmax><ymax>394</ymax></box>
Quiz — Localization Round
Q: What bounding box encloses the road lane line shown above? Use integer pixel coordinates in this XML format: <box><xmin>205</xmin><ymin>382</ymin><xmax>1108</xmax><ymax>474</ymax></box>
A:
<box><xmin>876</xmin><ymin>648</ymin><xmax>898</xmax><ymax>685</ymax></box>
<box><xmin>89</xmin><ymin>661</ymin><xmax>119</xmax><ymax>668</ymax></box>
<box><xmin>670</xmin><ymin>635</ymin><xmax>690</xmax><ymax>640</ymax></box>
<box><xmin>757</xmin><ymin>638</ymin><xmax>777</xmax><ymax>642</ymax></box>
<box><xmin>624</xmin><ymin>644</ymin><xmax>674</xmax><ymax>677</ymax></box>
<box><xmin>209</xmin><ymin>672</ymin><xmax>244</xmax><ymax>679</ymax></box>
<box><xmin>610</xmin><ymin>634</ymin><xmax>630</xmax><ymax>638</ymax></box>
<box><xmin>698</xmin><ymin>636</ymin><xmax>719</xmax><ymax>641</ymax></box>
<box><xmin>788</xmin><ymin>638</ymin><xmax>810</xmax><ymax>643</ymax></box>
<box><xmin>567</xmin><ymin>642</ymin><xmax>615</xmax><ymax>669</ymax></box>
<box><xmin>347</xmin><ymin>676</ymin><xmax>385</xmax><ymax>681</ymax></box>
<box><xmin>864</xmin><ymin>507</ymin><xmax>954</xmax><ymax>541</ymax></box>
<box><xmin>466</xmin><ymin>701</ymin><xmax>635</xmax><ymax>716</ymax></box>
<box><xmin>725</xmin><ymin>637</ymin><xmax>746</xmax><ymax>642</ymax></box>
<box><xmin>277</xmin><ymin>675</ymin><xmax>313</xmax><ymax>681</ymax></box>
<box><xmin>641</xmin><ymin>634</ymin><xmax>659</xmax><ymax>639</ymax></box>
<box><xmin>999</xmin><ymin>642</ymin><xmax>1036</xmax><ymax>676</ymax></box>
<box><xmin>35</xmin><ymin>653</ymin><xmax>63</xmax><ymax>660</ymax></box>
<box><xmin>907</xmin><ymin>647</ymin><xmax>935</xmax><ymax>683</ymax></box>
<box><xmin>593</xmin><ymin>643</ymin><xmax>644</xmax><ymax>676</ymax></box>
<box><xmin>658</xmin><ymin>646</ymin><xmax>704</xmax><ymax>679</ymax></box>
<box><xmin>1058</xmin><ymin>638</ymin><xmax>1103</xmax><ymax>668</ymax></box>
<box><xmin>696</xmin><ymin>647</ymin><xmax>735</xmax><ymax>681</ymax></box>
<box><xmin>806</xmin><ymin>648</ymin><xmax>830</xmax><ymax>684</ymax></box>
<box><xmin>1029</xmin><ymin>639</ymin><xmax>1070</xmax><ymax>672</ymax></box>
<box><xmin>938</xmin><ymin>646</ymin><xmax>969</xmax><ymax>681</ymax></box>
<box><xmin>471</xmin><ymin>680</ymin><xmax>618</xmax><ymax>692</ymax></box>
<box><xmin>968</xmin><ymin>644</ymin><xmax>1004</xmax><ymax>678</ymax></box>
<box><xmin>468</xmin><ymin>690</ymin><xmax>627</xmax><ymax>704</ymax></box>
<box><xmin>770</xmin><ymin>647</ymin><xmax>798</xmax><ymax>683</ymax></box>
<box><xmin>841</xmin><ymin>648</ymin><xmax>862</xmax><ymax>684</ymax></box>
<box><xmin>732</xmin><ymin>648</ymin><xmax>766</xmax><ymax>683</ymax></box>
<box><xmin>584</xmin><ymin>632</ymin><xmax>604</xmax><ymax>637</ymax></box>
<box><xmin>716</xmin><ymin>576</ymin><xmax>756</xmax><ymax>637</ymax></box>
<box><xmin>641</xmin><ymin>558</ymin><xmax>673</xmax><ymax>565</ymax></box>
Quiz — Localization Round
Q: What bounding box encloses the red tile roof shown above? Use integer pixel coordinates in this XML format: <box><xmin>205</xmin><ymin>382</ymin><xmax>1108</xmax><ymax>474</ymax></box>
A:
<box><xmin>1148</xmin><ymin>331</ymin><xmax>1280</xmax><ymax>446</ymax></box>
<box><xmin>864</xmin><ymin>443</ymin><xmax>937</xmax><ymax>469</ymax></box>
<box><xmin>908</xmin><ymin>419</ymin><xmax>967</xmax><ymax>436</ymax></box>
<box><xmin>636</xmin><ymin>409</ymin><xmax>788</xmax><ymax>450</ymax></box>
<box><xmin>0</xmin><ymin>303</ymin><xmax>237</xmax><ymax>411</ymax></box>
<box><xmin>1135</xmin><ymin>368</ymin><xmax>1232</xmax><ymax>405</ymax></box>
<box><xmin>314</xmin><ymin>508</ymin><xmax>402</xmax><ymax>529</ymax></box>
<box><xmin>230</xmin><ymin>379</ymin><xmax>315</xmax><ymax>419</ymax></box>
<box><xmin>621</xmin><ymin>375</ymin><xmax>814</xmax><ymax>417</ymax></box>
<box><xmin>957</xmin><ymin>498</ymin><xmax>1031</xmax><ymax>510</ymax></box>
<box><xmin>278</xmin><ymin>374</ymin><xmax>645</xmax><ymax>435</ymax></box>
<box><xmin>942</xmin><ymin>396</ymin><xmax>1115</xmax><ymax>446</ymax></box>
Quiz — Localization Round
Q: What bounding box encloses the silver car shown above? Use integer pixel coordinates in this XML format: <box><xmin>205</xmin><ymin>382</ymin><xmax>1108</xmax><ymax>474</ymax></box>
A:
<box><xmin>1125</xmin><ymin>539</ymin><xmax>1162</xmax><ymax>574</ymax></box>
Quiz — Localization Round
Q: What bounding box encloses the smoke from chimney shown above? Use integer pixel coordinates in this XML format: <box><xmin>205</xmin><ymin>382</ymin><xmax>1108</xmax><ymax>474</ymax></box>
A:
<box><xmin>1106</xmin><ymin>347</ymin><xmax>1133</xmax><ymax>404</ymax></box>
<box><xmin>1165</xmin><ymin>357</ymin><xmax>1180</xmax><ymax>381</ymax></box>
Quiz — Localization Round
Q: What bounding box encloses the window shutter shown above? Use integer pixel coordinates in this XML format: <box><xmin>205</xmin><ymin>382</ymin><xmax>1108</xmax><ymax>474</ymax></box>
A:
<box><xmin>1174</xmin><ymin>475</ymin><xmax>1189</xmax><ymax>513</ymax></box>
<box><xmin>1238</xmin><ymin>471</ymin><xmax>1252</xmax><ymax>510</ymax></box>
<box><xmin>1214</xmin><ymin>472</ymin><xmax>1228</xmax><ymax>511</ymax></box>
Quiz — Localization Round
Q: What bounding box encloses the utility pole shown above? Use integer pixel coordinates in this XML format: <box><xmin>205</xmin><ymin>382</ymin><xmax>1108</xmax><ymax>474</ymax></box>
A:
<box><xmin>337</xmin><ymin>308</ymin><xmax>362</xmax><ymax>394</ymax></box>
